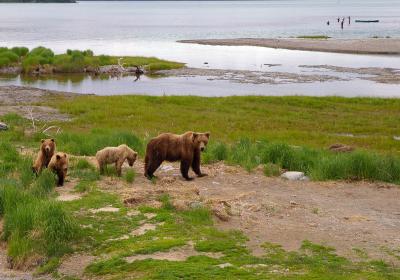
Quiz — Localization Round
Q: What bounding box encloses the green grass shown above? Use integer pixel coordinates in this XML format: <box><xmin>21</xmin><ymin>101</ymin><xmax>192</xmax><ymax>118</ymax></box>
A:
<box><xmin>0</xmin><ymin>138</ymin><xmax>78</xmax><ymax>269</ymax></box>
<box><xmin>297</xmin><ymin>35</ymin><xmax>331</xmax><ymax>39</ymax></box>
<box><xmin>124</xmin><ymin>169</ymin><xmax>136</xmax><ymax>183</ymax></box>
<box><xmin>45</xmin><ymin>95</ymin><xmax>400</xmax><ymax>154</ymax></box>
<box><xmin>0</xmin><ymin>46</ymin><xmax>184</xmax><ymax>73</ymax></box>
<box><xmin>203</xmin><ymin>140</ymin><xmax>400</xmax><ymax>184</ymax></box>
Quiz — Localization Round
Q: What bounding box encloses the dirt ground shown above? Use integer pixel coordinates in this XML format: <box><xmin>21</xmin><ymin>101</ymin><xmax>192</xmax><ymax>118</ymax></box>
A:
<box><xmin>1</xmin><ymin>156</ymin><xmax>400</xmax><ymax>279</ymax></box>
<box><xmin>0</xmin><ymin>86</ymin><xmax>74</xmax><ymax>122</ymax></box>
<box><xmin>89</xmin><ymin>158</ymin><xmax>400</xmax><ymax>264</ymax></box>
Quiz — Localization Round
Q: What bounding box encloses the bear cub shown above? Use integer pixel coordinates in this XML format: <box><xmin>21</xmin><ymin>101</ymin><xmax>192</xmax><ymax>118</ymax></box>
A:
<box><xmin>32</xmin><ymin>138</ymin><xmax>56</xmax><ymax>174</ymax></box>
<box><xmin>144</xmin><ymin>131</ymin><xmax>210</xmax><ymax>181</ymax></box>
<box><xmin>48</xmin><ymin>152</ymin><xmax>69</xmax><ymax>186</ymax></box>
<box><xmin>96</xmin><ymin>144</ymin><xmax>138</xmax><ymax>176</ymax></box>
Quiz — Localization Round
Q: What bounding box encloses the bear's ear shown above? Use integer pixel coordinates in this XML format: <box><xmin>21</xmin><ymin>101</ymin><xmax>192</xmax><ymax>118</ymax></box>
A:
<box><xmin>64</xmin><ymin>153</ymin><xmax>67</xmax><ymax>158</ymax></box>
<box><xmin>41</xmin><ymin>139</ymin><xmax>45</xmax><ymax>143</ymax></box>
<box><xmin>192</xmin><ymin>133</ymin><xmax>198</xmax><ymax>142</ymax></box>
<box><xmin>205</xmin><ymin>132</ymin><xmax>210</xmax><ymax>138</ymax></box>
<box><xmin>56</xmin><ymin>154</ymin><xmax>61</xmax><ymax>160</ymax></box>
<box><xmin>51</xmin><ymin>138</ymin><xmax>55</xmax><ymax>142</ymax></box>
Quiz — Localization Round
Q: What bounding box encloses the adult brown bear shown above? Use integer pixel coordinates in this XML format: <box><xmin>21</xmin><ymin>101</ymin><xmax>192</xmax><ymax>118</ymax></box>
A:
<box><xmin>144</xmin><ymin>131</ymin><xmax>210</xmax><ymax>180</ymax></box>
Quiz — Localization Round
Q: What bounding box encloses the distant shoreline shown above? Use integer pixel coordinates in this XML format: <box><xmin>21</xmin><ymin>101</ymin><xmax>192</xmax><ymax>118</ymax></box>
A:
<box><xmin>178</xmin><ymin>38</ymin><xmax>400</xmax><ymax>55</ymax></box>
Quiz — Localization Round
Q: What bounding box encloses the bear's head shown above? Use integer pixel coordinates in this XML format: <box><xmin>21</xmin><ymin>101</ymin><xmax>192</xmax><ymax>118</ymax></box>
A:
<box><xmin>127</xmin><ymin>151</ymin><xmax>138</xmax><ymax>167</ymax></box>
<box><xmin>193</xmin><ymin>132</ymin><xmax>210</xmax><ymax>152</ymax></box>
<box><xmin>54</xmin><ymin>153</ymin><xmax>68</xmax><ymax>175</ymax></box>
<box><xmin>41</xmin><ymin>138</ymin><xmax>55</xmax><ymax>157</ymax></box>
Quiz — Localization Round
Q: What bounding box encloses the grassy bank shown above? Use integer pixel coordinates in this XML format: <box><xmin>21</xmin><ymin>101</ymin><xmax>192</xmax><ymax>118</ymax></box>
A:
<box><xmin>46</xmin><ymin>95</ymin><xmax>400</xmax><ymax>153</ymax></box>
<box><xmin>0</xmin><ymin>46</ymin><xmax>184</xmax><ymax>73</ymax></box>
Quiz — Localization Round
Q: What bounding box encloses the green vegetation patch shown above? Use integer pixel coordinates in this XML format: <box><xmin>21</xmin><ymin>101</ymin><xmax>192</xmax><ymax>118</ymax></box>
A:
<box><xmin>0</xmin><ymin>138</ymin><xmax>78</xmax><ymax>269</ymax></box>
<box><xmin>0</xmin><ymin>46</ymin><xmax>184</xmax><ymax>73</ymax></box>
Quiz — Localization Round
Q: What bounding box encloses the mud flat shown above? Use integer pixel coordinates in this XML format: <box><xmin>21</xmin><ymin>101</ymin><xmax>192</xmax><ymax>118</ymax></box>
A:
<box><xmin>178</xmin><ymin>38</ymin><xmax>400</xmax><ymax>55</ymax></box>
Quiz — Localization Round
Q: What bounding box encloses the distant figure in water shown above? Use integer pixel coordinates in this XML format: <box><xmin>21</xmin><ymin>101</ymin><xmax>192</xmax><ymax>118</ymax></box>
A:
<box><xmin>327</xmin><ymin>21</ymin><xmax>330</xmax><ymax>26</ymax></box>
<box><xmin>337</xmin><ymin>17</ymin><xmax>340</xmax><ymax>23</ymax></box>
<box><xmin>348</xmin><ymin>16</ymin><xmax>351</xmax><ymax>24</ymax></box>
<box><xmin>341</xmin><ymin>19</ymin><xmax>344</xmax><ymax>29</ymax></box>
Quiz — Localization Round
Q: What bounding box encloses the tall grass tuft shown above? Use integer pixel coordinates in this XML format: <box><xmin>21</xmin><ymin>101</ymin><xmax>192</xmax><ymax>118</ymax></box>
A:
<box><xmin>124</xmin><ymin>169</ymin><xmax>136</xmax><ymax>183</ymax></box>
<box><xmin>30</xmin><ymin>169</ymin><xmax>56</xmax><ymax>197</ymax></box>
<box><xmin>57</xmin><ymin>130</ymin><xmax>144</xmax><ymax>156</ymax></box>
<box><xmin>204</xmin><ymin>138</ymin><xmax>400</xmax><ymax>184</ymax></box>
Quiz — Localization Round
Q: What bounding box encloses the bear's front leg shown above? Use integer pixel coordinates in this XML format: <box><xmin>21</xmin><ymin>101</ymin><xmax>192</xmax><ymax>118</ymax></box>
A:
<box><xmin>57</xmin><ymin>172</ymin><xmax>65</xmax><ymax>186</ymax></box>
<box><xmin>115</xmin><ymin>160</ymin><xmax>124</xmax><ymax>176</ymax></box>
<box><xmin>192</xmin><ymin>150</ymin><xmax>207</xmax><ymax>177</ymax></box>
<box><xmin>180</xmin><ymin>160</ymin><xmax>193</xmax><ymax>181</ymax></box>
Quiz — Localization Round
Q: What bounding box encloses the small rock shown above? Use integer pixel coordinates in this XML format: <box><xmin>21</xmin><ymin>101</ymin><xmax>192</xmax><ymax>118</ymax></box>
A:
<box><xmin>173</xmin><ymin>200</ymin><xmax>188</xmax><ymax>211</ymax></box>
<box><xmin>144</xmin><ymin>213</ymin><xmax>157</xmax><ymax>219</ymax></box>
<box><xmin>0</xmin><ymin>122</ymin><xmax>8</xmax><ymax>131</ymax></box>
<box><xmin>393</xmin><ymin>136</ymin><xmax>400</xmax><ymax>141</ymax></box>
<box><xmin>281</xmin><ymin>171</ymin><xmax>306</xmax><ymax>181</ymax></box>
<box><xmin>212</xmin><ymin>204</ymin><xmax>230</xmax><ymax>221</ymax></box>
<box><xmin>289</xmin><ymin>200</ymin><xmax>298</xmax><ymax>206</ymax></box>
<box><xmin>189</xmin><ymin>201</ymin><xmax>203</xmax><ymax>209</ymax></box>
<box><xmin>217</xmin><ymin>263</ymin><xmax>232</xmax><ymax>268</ymax></box>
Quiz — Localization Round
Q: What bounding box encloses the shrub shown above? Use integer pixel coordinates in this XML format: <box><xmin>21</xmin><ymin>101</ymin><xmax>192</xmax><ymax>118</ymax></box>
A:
<box><xmin>28</xmin><ymin>46</ymin><xmax>54</xmax><ymax>59</ymax></box>
<box><xmin>0</xmin><ymin>51</ymin><xmax>19</xmax><ymax>63</ymax></box>
<box><xmin>0</xmin><ymin>57</ymin><xmax>10</xmax><ymax>67</ymax></box>
<box><xmin>11</xmin><ymin>46</ymin><xmax>29</xmax><ymax>57</ymax></box>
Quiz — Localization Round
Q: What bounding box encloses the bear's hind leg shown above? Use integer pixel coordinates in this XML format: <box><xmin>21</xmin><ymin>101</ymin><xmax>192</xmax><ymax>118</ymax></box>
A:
<box><xmin>180</xmin><ymin>160</ymin><xmax>193</xmax><ymax>181</ymax></box>
<box><xmin>145</xmin><ymin>158</ymin><xmax>162</xmax><ymax>179</ymax></box>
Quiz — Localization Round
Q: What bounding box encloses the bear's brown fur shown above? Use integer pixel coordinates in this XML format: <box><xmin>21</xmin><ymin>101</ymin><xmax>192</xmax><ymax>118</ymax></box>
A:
<box><xmin>32</xmin><ymin>138</ymin><xmax>56</xmax><ymax>174</ymax></box>
<box><xmin>95</xmin><ymin>144</ymin><xmax>138</xmax><ymax>176</ymax></box>
<box><xmin>144</xmin><ymin>131</ymin><xmax>210</xmax><ymax>181</ymax></box>
<box><xmin>48</xmin><ymin>152</ymin><xmax>69</xmax><ymax>186</ymax></box>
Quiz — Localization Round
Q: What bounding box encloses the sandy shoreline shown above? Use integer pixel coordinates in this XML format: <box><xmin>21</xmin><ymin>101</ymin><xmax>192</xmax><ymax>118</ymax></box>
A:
<box><xmin>178</xmin><ymin>38</ymin><xmax>400</xmax><ymax>55</ymax></box>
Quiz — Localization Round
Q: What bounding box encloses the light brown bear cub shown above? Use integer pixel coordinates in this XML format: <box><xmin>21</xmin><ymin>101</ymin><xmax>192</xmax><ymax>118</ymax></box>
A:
<box><xmin>48</xmin><ymin>152</ymin><xmax>69</xmax><ymax>186</ymax></box>
<box><xmin>32</xmin><ymin>138</ymin><xmax>56</xmax><ymax>174</ymax></box>
<box><xmin>144</xmin><ymin>131</ymin><xmax>210</xmax><ymax>181</ymax></box>
<box><xmin>96</xmin><ymin>144</ymin><xmax>138</xmax><ymax>176</ymax></box>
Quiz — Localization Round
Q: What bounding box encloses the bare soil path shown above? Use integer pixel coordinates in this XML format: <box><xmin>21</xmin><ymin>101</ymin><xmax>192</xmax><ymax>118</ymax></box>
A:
<box><xmin>107</xmin><ymin>160</ymin><xmax>400</xmax><ymax>263</ymax></box>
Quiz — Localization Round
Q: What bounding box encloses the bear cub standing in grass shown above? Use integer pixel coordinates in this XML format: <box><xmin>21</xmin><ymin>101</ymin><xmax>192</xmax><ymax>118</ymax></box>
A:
<box><xmin>145</xmin><ymin>131</ymin><xmax>210</xmax><ymax>181</ymax></box>
<box><xmin>48</xmin><ymin>152</ymin><xmax>69</xmax><ymax>186</ymax></box>
<box><xmin>32</xmin><ymin>138</ymin><xmax>56</xmax><ymax>174</ymax></box>
<box><xmin>96</xmin><ymin>144</ymin><xmax>138</xmax><ymax>176</ymax></box>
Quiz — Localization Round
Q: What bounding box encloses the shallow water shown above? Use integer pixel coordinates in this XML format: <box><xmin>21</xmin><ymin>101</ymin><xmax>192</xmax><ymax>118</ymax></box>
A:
<box><xmin>1</xmin><ymin>73</ymin><xmax>399</xmax><ymax>98</ymax></box>
<box><xmin>0</xmin><ymin>0</ymin><xmax>399</xmax><ymax>96</ymax></box>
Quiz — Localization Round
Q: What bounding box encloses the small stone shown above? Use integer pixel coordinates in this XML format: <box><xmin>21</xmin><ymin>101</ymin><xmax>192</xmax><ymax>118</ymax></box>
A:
<box><xmin>289</xmin><ymin>200</ymin><xmax>298</xmax><ymax>206</ymax></box>
<box><xmin>0</xmin><ymin>122</ymin><xmax>8</xmax><ymax>131</ymax></box>
<box><xmin>217</xmin><ymin>263</ymin><xmax>232</xmax><ymax>268</ymax></box>
<box><xmin>189</xmin><ymin>201</ymin><xmax>203</xmax><ymax>209</ymax></box>
<box><xmin>393</xmin><ymin>136</ymin><xmax>400</xmax><ymax>141</ymax></box>
<box><xmin>281</xmin><ymin>171</ymin><xmax>305</xmax><ymax>181</ymax></box>
<box><xmin>212</xmin><ymin>204</ymin><xmax>230</xmax><ymax>221</ymax></box>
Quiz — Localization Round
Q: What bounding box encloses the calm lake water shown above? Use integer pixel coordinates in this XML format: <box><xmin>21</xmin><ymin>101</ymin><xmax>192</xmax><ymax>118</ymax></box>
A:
<box><xmin>0</xmin><ymin>0</ymin><xmax>399</xmax><ymax>96</ymax></box>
